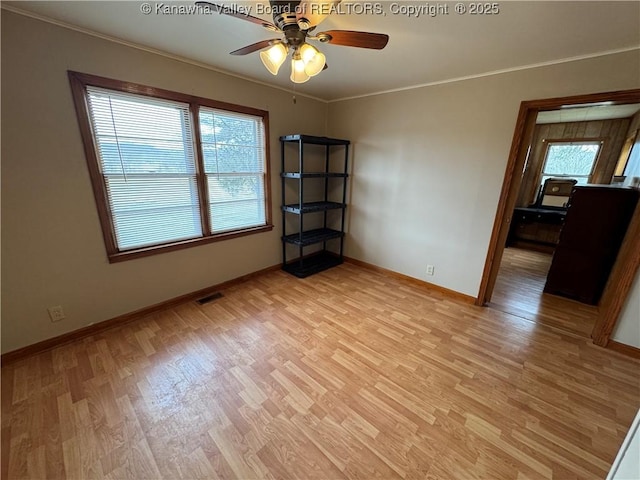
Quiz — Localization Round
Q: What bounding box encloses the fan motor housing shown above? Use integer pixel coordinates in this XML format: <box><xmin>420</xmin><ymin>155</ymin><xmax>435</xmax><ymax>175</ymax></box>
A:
<box><xmin>271</xmin><ymin>0</ymin><xmax>302</xmax><ymax>29</ymax></box>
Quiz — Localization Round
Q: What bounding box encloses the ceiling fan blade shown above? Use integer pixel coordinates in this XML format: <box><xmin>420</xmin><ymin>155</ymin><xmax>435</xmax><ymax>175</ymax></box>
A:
<box><xmin>318</xmin><ymin>30</ymin><xmax>389</xmax><ymax>49</ymax></box>
<box><xmin>296</xmin><ymin>0</ymin><xmax>341</xmax><ymax>28</ymax></box>
<box><xmin>230</xmin><ymin>39</ymin><xmax>278</xmax><ymax>55</ymax></box>
<box><xmin>195</xmin><ymin>1</ymin><xmax>277</xmax><ymax>30</ymax></box>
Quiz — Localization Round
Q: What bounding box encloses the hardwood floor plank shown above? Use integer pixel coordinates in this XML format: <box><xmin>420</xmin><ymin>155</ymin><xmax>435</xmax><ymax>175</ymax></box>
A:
<box><xmin>208</xmin><ymin>423</ymin><xmax>267</xmax><ymax>480</ymax></box>
<box><xmin>491</xmin><ymin>247</ymin><xmax>599</xmax><ymax>337</ymax></box>
<box><xmin>2</xmin><ymin>264</ymin><xmax>639</xmax><ymax>479</ymax></box>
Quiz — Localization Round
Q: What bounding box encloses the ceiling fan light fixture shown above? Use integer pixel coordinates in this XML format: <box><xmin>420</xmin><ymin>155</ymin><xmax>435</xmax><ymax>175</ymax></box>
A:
<box><xmin>299</xmin><ymin>43</ymin><xmax>326</xmax><ymax>77</ymax></box>
<box><xmin>290</xmin><ymin>57</ymin><xmax>310</xmax><ymax>83</ymax></box>
<box><xmin>260</xmin><ymin>42</ymin><xmax>288</xmax><ymax>75</ymax></box>
<box><xmin>208</xmin><ymin>0</ymin><xmax>389</xmax><ymax>84</ymax></box>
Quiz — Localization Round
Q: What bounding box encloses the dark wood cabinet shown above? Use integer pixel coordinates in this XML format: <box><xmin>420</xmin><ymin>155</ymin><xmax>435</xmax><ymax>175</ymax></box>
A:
<box><xmin>544</xmin><ymin>186</ymin><xmax>639</xmax><ymax>305</ymax></box>
<box><xmin>507</xmin><ymin>207</ymin><xmax>566</xmax><ymax>251</ymax></box>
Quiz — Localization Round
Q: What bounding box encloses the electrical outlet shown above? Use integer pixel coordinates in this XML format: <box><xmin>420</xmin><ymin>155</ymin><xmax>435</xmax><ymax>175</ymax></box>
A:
<box><xmin>48</xmin><ymin>305</ymin><xmax>65</xmax><ymax>322</ymax></box>
<box><xmin>426</xmin><ymin>265</ymin><xmax>435</xmax><ymax>276</ymax></box>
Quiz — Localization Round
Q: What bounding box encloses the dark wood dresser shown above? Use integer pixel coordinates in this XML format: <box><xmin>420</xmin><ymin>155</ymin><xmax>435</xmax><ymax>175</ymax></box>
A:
<box><xmin>507</xmin><ymin>207</ymin><xmax>566</xmax><ymax>251</ymax></box>
<box><xmin>544</xmin><ymin>186</ymin><xmax>639</xmax><ymax>305</ymax></box>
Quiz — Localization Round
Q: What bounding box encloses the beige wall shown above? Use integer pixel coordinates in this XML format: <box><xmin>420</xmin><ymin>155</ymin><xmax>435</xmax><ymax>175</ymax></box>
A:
<box><xmin>328</xmin><ymin>50</ymin><xmax>640</xmax><ymax>298</ymax></box>
<box><xmin>1</xmin><ymin>12</ymin><xmax>328</xmax><ymax>353</ymax></box>
<box><xmin>612</xmin><ymin>270</ymin><xmax>640</xmax><ymax>349</ymax></box>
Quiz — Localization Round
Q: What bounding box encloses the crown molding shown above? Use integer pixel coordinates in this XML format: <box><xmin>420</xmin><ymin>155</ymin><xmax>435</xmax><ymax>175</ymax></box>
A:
<box><xmin>329</xmin><ymin>45</ymin><xmax>640</xmax><ymax>103</ymax></box>
<box><xmin>4</xmin><ymin>4</ymin><xmax>638</xmax><ymax>105</ymax></box>
<box><xmin>1</xmin><ymin>4</ymin><xmax>329</xmax><ymax>104</ymax></box>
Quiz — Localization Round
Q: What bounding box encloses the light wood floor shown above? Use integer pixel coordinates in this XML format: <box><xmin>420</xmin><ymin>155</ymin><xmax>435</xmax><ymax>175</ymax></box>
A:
<box><xmin>491</xmin><ymin>247</ymin><xmax>599</xmax><ymax>338</ymax></box>
<box><xmin>2</xmin><ymin>263</ymin><xmax>639</xmax><ymax>479</ymax></box>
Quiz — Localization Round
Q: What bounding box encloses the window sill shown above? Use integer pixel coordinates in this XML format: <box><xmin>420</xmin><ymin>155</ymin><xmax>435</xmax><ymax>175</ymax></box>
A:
<box><xmin>107</xmin><ymin>224</ymin><xmax>274</xmax><ymax>263</ymax></box>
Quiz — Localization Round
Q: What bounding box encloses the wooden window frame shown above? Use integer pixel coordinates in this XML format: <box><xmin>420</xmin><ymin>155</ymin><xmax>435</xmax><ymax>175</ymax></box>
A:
<box><xmin>68</xmin><ymin>71</ymin><xmax>273</xmax><ymax>263</ymax></box>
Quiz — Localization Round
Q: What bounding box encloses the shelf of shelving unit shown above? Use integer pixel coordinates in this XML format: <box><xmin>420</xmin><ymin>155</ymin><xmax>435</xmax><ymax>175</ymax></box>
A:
<box><xmin>281</xmin><ymin>201</ymin><xmax>346</xmax><ymax>214</ymax></box>
<box><xmin>282</xmin><ymin>251</ymin><xmax>343</xmax><ymax>278</ymax></box>
<box><xmin>282</xmin><ymin>228</ymin><xmax>345</xmax><ymax>246</ymax></box>
<box><xmin>281</xmin><ymin>172</ymin><xmax>349</xmax><ymax>179</ymax></box>
<box><xmin>281</xmin><ymin>134</ymin><xmax>350</xmax><ymax>278</ymax></box>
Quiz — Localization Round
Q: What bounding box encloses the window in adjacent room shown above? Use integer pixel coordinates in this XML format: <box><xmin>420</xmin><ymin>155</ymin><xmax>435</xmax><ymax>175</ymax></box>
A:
<box><xmin>614</xmin><ymin>129</ymin><xmax>638</xmax><ymax>178</ymax></box>
<box><xmin>69</xmin><ymin>72</ymin><xmax>272</xmax><ymax>262</ymax></box>
<box><xmin>539</xmin><ymin>140</ymin><xmax>602</xmax><ymax>188</ymax></box>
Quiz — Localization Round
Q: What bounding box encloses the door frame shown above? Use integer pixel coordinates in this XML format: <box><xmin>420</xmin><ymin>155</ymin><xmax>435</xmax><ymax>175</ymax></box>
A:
<box><xmin>476</xmin><ymin>88</ymin><xmax>640</xmax><ymax>348</ymax></box>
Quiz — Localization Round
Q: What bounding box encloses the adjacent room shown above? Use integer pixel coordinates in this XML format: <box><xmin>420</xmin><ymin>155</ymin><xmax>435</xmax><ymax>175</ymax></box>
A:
<box><xmin>491</xmin><ymin>103</ymin><xmax>640</xmax><ymax>337</ymax></box>
<box><xmin>2</xmin><ymin>1</ymin><xmax>640</xmax><ymax>479</ymax></box>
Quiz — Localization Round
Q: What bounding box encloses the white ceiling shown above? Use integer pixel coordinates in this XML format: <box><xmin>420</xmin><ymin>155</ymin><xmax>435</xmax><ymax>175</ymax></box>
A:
<box><xmin>4</xmin><ymin>1</ymin><xmax>640</xmax><ymax>101</ymax></box>
<box><xmin>537</xmin><ymin>103</ymin><xmax>640</xmax><ymax>124</ymax></box>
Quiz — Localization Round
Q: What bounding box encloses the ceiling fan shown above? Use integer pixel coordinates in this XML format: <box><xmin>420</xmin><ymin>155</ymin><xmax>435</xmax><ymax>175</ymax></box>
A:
<box><xmin>195</xmin><ymin>0</ymin><xmax>389</xmax><ymax>83</ymax></box>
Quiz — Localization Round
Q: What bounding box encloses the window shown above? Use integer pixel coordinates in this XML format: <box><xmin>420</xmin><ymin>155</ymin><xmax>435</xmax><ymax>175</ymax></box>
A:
<box><xmin>69</xmin><ymin>72</ymin><xmax>272</xmax><ymax>262</ymax></box>
<box><xmin>539</xmin><ymin>140</ymin><xmax>602</xmax><ymax>188</ymax></box>
<box><xmin>614</xmin><ymin>130</ymin><xmax>638</xmax><ymax>178</ymax></box>
<box><xmin>199</xmin><ymin>108</ymin><xmax>266</xmax><ymax>233</ymax></box>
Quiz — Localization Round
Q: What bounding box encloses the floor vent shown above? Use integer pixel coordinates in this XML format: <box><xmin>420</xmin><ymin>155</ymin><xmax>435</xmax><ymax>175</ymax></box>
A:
<box><xmin>196</xmin><ymin>292</ymin><xmax>224</xmax><ymax>305</ymax></box>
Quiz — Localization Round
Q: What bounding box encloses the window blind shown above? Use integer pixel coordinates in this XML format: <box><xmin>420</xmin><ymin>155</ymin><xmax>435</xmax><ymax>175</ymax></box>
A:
<box><xmin>199</xmin><ymin>107</ymin><xmax>267</xmax><ymax>233</ymax></box>
<box><xmin>86</xmin><ymin>87</ymin><xmax>202</xmax><ymax>250</ymax></box>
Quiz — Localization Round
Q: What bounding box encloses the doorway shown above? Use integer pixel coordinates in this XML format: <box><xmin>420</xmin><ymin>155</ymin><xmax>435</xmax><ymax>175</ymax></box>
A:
<box><xmin>477</xmin><ymin>89</ymin><xmax>640</xmax><ymax>347</ymax></box>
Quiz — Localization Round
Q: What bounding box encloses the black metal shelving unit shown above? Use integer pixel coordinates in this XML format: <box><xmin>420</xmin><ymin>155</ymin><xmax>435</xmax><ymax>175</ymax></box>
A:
<box><xmin>281</xmin><ymin>134</ymin><xmax>350</xmax><ymax>278</ymax></box>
